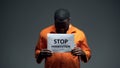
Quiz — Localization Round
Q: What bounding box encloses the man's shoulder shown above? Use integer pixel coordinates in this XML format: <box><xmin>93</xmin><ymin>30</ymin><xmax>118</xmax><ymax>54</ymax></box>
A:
<box><xmin>40</xmin><ymin>25</ymin><xmax>55</xmax><ymax>35</ymax></box>
<box><xmin>72</xmin><ymin>25</ymin><xmax>86</xmax><ymax>39</ymax></box>
<box><xmin>72</xmin><ymin>25</ymin><xmax>85</xmax><ymax>34</ymax></box>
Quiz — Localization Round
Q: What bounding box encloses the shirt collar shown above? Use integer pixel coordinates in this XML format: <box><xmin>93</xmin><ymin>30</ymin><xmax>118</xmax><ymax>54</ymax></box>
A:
<box><xmin>50</xmin><ymin>24</ymin><xmax>76</xmax><ymax>34</ymax></box>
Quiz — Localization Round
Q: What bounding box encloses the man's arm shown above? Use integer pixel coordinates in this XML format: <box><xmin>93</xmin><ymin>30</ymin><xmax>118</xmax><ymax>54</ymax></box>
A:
<box><xmin>80</xmin><ymin>34</ymin><xmax>91</xmax><ymax>62</ymax></box>
<box><xmin>35</xmin><ymin>33</ymin><xmax>52</xmax><ymax>63</ymax></box>
<box><xmin>71</xmin><ymin>47</ymin><xmax>90</xmax><ymax>63</ymax></box>
<box><xmin>35</xmin><ymin>35</ymin><xmax>44</xmax><ymax>63</ymax></box>
<box><xmin>71</xmin><ymin>31</ymin><xmax>91</xmax><ymax>63</ymax></box>
<box><xmin>79</xmin><ymin>32</ymin><xmax>91</xmax><ymax>62</ymax></box>
<box><xmin>36</xmin><ymin>49</ymin><xmax>52</xmax><ymax>63</ymax></box>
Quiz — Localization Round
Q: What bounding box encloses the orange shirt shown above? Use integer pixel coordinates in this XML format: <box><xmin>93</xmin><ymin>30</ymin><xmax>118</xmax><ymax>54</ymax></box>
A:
<box><xmin>35</xmin><ymin>24</ymin><xmax>91</xmax><ymax>68</ymax></box>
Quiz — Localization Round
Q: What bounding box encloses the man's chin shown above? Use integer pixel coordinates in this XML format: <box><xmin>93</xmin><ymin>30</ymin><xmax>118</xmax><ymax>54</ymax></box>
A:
<box><xmin>57</xmin><ymin>31</ymin><xmax>66</xmax><ymax>33</ymax></box>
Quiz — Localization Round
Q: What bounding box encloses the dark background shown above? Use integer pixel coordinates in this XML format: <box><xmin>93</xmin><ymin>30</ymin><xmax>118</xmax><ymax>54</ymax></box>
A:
<box><xmin>0</xmin><ymin>0</ymin><xmax>120</xmax><ymax>68</ymax></box>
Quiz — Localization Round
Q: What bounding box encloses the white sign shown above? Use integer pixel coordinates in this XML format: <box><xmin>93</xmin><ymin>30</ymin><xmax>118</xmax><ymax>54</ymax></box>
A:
<box><xmin>47</xmin><ymin>34</ymin><xmax>75</xmax><ymax>52</ymax></box>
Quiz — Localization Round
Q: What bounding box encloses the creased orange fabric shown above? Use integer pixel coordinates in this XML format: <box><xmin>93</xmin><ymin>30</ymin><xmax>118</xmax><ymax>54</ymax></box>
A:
<box><xmin>35</xmin><ymin>24</ymin><xmax>91</xmax><ymax>68</ymax></box>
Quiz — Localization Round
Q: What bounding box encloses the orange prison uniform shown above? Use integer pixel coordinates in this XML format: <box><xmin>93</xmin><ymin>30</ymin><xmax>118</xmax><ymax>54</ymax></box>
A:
<box><xmin>35</xmin><ymin>24</ymin><xmax>91</xmax><ymax>68</ymax></box>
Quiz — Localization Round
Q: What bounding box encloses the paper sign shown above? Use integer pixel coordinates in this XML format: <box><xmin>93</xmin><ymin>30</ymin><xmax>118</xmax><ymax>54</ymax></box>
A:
<box><xmin>47</xmin><ymin>34</ymin><xmax>75</xmax><ymax>52</ymax></box>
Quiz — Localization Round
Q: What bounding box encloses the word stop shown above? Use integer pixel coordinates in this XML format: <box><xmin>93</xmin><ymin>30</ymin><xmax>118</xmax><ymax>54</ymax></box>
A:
<box><xmin>54</xmin><ymin>39</ymin><xmax>68</xmax><ymax>44</ymax></box>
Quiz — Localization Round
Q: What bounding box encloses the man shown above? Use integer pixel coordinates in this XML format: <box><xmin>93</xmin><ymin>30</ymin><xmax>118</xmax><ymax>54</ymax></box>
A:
<box><xmin>35</xmin><ymin>8</ymin><xmax>91</xmax><ymax>68</ymax></box>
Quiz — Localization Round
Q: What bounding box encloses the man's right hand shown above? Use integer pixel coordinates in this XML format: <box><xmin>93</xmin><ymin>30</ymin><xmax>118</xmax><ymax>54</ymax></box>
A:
<box><xmin>37</xmin><ymin>49</ymin><xmax>52</xmax><ymax>63</ymax></box>
<box><xmin>39</xmin><ymin>49</ymin><xmax>52</xmax><ymax>57</ymax></box>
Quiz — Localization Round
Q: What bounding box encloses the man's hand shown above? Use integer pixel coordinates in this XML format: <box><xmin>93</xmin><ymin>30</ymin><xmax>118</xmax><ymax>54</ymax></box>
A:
<box><xmin>39</xmin><ymin>49</ymin><xmax>52</xmax><ymax>57</ymax></box>
<box><xmin>37</xmin><ymin>49</ymin><xmax>52</xmax><ymax>63</ymax></box>
<box><xmin>71</xmin><ymin>47</ymin><xmax>85</xmax><ymax>56</ymax></box>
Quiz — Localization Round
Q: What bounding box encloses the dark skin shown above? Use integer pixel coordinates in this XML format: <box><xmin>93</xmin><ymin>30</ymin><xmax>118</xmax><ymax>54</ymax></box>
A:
<box><xmin>37</xmin><ymin>18</ymin><xmax>86</xmax><ymax>63</ymax></box>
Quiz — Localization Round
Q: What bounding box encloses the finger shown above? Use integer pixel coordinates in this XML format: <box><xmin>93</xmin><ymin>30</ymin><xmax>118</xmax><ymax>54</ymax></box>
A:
<box><xmin>74</xmin><ymin>51</ymin><xmax>82</xmax><ymax>54</ymax></box>
<box><xmin>47</xmin><ymin>53</ymin><xmax>52</xmax><ymax>56</ymax></box>
<box><xmin>42</xmin><ymin>49</ymin><xmax>52</xmax><ymax>53</ymax></box>
<box><xmin>72</xmin><ymin>52</ymin><xmax>81</xmax><ymax>56</ymax></box>
<box><xmin>40</xmin><ymin>52</ymin><xmax>52</xmax><ymax>56</ymax></box>
<box><xmin>73</xmin><ymin>47</ymin><xmax>81</xmax><ymax>51</ymax></box>
<box><xmin>76</xmin><ymin>53</ymin><xmax>82</xmax><ymax>56</ymax></box>
<box><xmin>72</xmin><ymin>49</ymin><xmax>78</xmax><ymax>52</ymax></box>
<box><xmin>72</xmin><ymin>49</ymin><xmax>82</xmax><ymax>53</ymax></box>
<box><xmin>72</xmin><ymin>53</ymin><xmax>81</xmax><ymax>56</ymax></box>
<box><xmin>72</xmin><ymin>51</ymin><xmax>83</xmax><ymax>56</ymax></box>
<box><xmin>71</xmin><ymin>49</ymin><xmax>77</xmax><ymax>54</ymax></box>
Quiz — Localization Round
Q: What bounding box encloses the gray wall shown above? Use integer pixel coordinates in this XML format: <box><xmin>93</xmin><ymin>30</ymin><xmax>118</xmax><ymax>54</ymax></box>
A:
<box><xmin>1</xmin><ymin>0</ymin><xmax>120</xmax><ymax>68</ymax></box>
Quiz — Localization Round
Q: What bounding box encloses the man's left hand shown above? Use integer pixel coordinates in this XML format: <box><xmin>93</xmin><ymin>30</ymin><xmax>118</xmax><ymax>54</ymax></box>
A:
<box><xmin>71</xmin><ymin>47</ymin><xmax>85</xmax><ymax>56</ymax></box>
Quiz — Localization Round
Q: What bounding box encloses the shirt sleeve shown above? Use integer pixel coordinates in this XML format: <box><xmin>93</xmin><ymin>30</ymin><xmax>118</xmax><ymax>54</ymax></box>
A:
<box><xmin>35</xmin><ymin>32</ymin><xmax>46</xmax><ymax>63</ymax></box>
<box><xmin>79</xmin><ymin>31</ymin><xmax>91</xmax><ymax>63</ymax></box>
